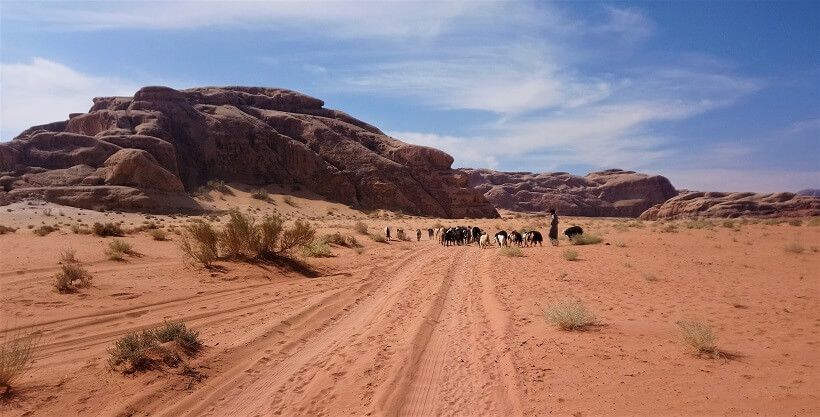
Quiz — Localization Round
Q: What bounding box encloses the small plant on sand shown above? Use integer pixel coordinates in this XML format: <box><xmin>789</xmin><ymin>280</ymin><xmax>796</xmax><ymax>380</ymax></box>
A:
<box><xmin>570</xmin><ymin>234</ymin><xmax>603</xmax><ymax>245</ymax></box>
<box><xmin>54</xmin><ymin>263</ymin><xmax>92</xmax><ymax>292</ymax></box>
<box><xmin>612</xmin><ymin>223</ymin><xmax>628</xmax><ymax>232</ymax></box>
<box><xmin>283</xmin><ymin>195</ymin><xmax>298</xmax><ymax>207</ymax></box>
<box><xmin>32</xmin><ymin>225</ymin><xmax>56</xmax><ymax>236</ymax></box>
<box><xmin>353</xmin><ymin>221</ymin><xmax>368</xmax><ymax>235</ymax></box>
<box><xmin>219</xmin><ymin>210</ymin><xmax>261</xmax><ymax>259</ymax></box>
<box><xmin>105</xmin><ymin>239</ymin><xmax>134</xmax><ymax>261</ymax></box>
<box><xmin>643</xmin><ymin>272</ymin><xmax>658</xmax><ymax>282</ymax></box>
<box><xmin>661</xmin><ymin>223</ymin><xmax>678</xmax><ymax>233</ymax></box>
<box><xmin>808</xmin><ymin>218</ymin><xmax>820</xmax><ymax>227</ymax></box>
<box><xmin>677</xmin><ymin>319</ymin><xmax>719</xmax><ymax>357</ymax></box>
<box><xmin>250</xmin><ymin>188</ymin><xmax>269</xmax><ymax>200</ymax></box>
<box><xmin>562</xmin><ymin>249</ymin><xmax>578</xmax><ymax>261</ymax></box>
<box><xmin>0</xmin><ymin>328</ymin><xmax>41</xmax><ymax>392</ymax></box>
<box><xmin>278</xmin><ymin>219</ymin><xmax>316</xmax><ymax>254</ymax></box>
<box><xmin>369</xmin><ymin>233</ymin><xmax>387</xmax><ymax>243</ymax></box>
<box><xmin>42</xmin><ymin>208</ymin><xmax>52</xmax><ymax>216</ymax></box>
<box><xmin>70</xmin><ymin>223</ymin><xmax>92</xmax><ymax>234</ymax></box>
<box><xmin>500</xmin><ymin>247</ymin><xmax>524</xmax><ymax>257</ymax></box>
<box><xmin>788</xmin><ymin>219</ymin><xmax>802</xmax><ymax>226</ymax></box>
<box><xmin>542</xmin><ymin>299</ymin><xmax>596</xmax><ymax>331</ymax></box>
<box><xmin>108</xmin><ymin>321</ymin><xmax>202</xmax><ymax>373</ymax></box>
<box><xmin>0</xmin><ymin>225</ymin><xmax>17</xmax><ymax>235</ymax></box>
<box><xmin>93</xmin><ymin>222</ymin><xmax>123</xmax><ymax>237</ymax></box>
<box><xmin>613</xmin><ymin>241</ymin><xmax>627</xmax><ymax>247</ymax></box>
<box><xmin>60</xmin><ymin>248</ymin><xmax>79</xmax><ymax>264</ymax></box>
<box><xmin>322</xmin><ymin>232</ymin><xmax>362</xmax><ymax>248</ymax></box>
<box><xmin>685</xmin><ymin>219</ymin><xmax>715</xmax><ymax>229</ymax></box>
<box><xmin>148</xmin><ymin>229</ymin><xmax>168</xmax><ymax>241</ymax></box>
<box><xmin>302</xmin><ymin>238</ymin><xmax>333</xmax><ymax>257</ymax></box>
<box><xmin>721</xmin><ymin>220</ymin><xmax>735</xmax><ymax>228</ymax></box>
<box><xmin>784</xmin><ymin>242</ymin><xmax>805</xmax><ymax>254</ymax></box>
<box><xmin>180</xmin><ymin>221</ymin><xmax>219</xmax><ymax>267</ymax></box>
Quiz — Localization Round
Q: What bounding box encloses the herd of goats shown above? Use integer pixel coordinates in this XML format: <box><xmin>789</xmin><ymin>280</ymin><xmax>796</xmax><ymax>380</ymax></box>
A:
<box><xmin>384</xmin><ymin>226</ymin><xmax>584</xmax><ymax>248</ymax></box>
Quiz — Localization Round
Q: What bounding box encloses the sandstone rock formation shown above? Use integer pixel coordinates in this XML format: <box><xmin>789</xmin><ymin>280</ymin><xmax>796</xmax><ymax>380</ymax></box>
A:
<box><xmin>1</xmin><ymin>86</ymin><xmax>499</xmax><ymax>217</ymax></box>
<box><xmin>639</xmin><ymin>191</ymin><xmax>820</xmax><ymax>220</ymax></box>
<box><xmin>463</xmin><ymin>168</ymin><xmax>677</xmax><ymax>217</ymax></box>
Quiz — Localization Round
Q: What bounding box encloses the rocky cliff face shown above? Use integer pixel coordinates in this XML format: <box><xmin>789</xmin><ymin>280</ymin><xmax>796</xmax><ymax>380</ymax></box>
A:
<box><xmin>0</xmin><ymin>86</ymin><xmax>499</xmax><ymax>218</ymax></box>
<box><xmin>639</xmin><ymin>191</ymin><xmax>820</xmax><ymax>219</ymax></box>
<box><xmin>463</xmin><ymin>168</ymin><xmax>677</xmax><ymax>217</ymax></box>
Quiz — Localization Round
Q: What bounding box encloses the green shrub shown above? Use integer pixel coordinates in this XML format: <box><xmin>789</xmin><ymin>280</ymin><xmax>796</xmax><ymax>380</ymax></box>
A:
<box><xmin>721</xmin><ymin>220</ymin><xmax>735</xmax><ymax>228</ymax></box>
<box><xmin>563</xmin><ymin>249</ymin><xmax>578</xmax><ymax>261</ymax></box>
<box><xmin>570</xmin><ymin>234</ymin><xmax>603</xmax><ymax>245</ymax></box>
<box><xmin>219</xmin><ymin>210</ymin><xmax>261</xmax><ymax>258</ymax></box>
<box><xmin>152</xmin><ymin>321</ymin><xmax>202</xmax><ymax>352</ymax></box>
<box><xmin>279</xmin><ymin>219</ymin><xmax>315</xmax><ymax>253</ymax></box>
<box><xmin>0</xmin><ymin>329</ymin><xmax>41</xmax><ymax>390</ymax></box>
<box><xmin>54</xmin><ymin>264</ymin><xmax>92</xmax><ymax>292</ymax></box>
<box><xmin>543</xmin><ymin>299</ymin><xmax>596</xmax><ymax>331</ymax></box>
<box><xmin>257</xmin><ymin>215</ymin><xmax>284</xmax><ymax>257</ymax></box>
<box><xmin>108</xmin><ymin>321</ymin><xmax>202</xmax><ymax>373</ymax></box>
<box><xmin>661</xmin><ymin>223</ymin><xmax>678</xmax><ymax>233</ymax></box>
<box><xmin>353</xmin><ymin>221</ymin><xmax>368</xmax><ymax>235</ymax></box>
<box><xmin>302</xmin><ymin>239</ymin><xmax>333</xmax><ymax>257</ymax></box>
<box><xmin>93</xmin><ymin>222</ymin><xmax>123</xmax><ymax>237</ymax></box>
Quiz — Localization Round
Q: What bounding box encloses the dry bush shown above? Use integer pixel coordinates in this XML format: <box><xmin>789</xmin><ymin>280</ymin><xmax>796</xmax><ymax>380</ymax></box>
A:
<box><xmin>369</xmin><ymin>233</ymin><xmax>387</xmax><ymax>243</ymax></box>
<box><xmin>54</xmin><ymin>264</ymin><xmax>92</xmax><ymax>292</ymax></box>
<box><xmin>60</xmin><ymin>248</ymin><xmax>78</xmax><ymax>264</ymax></box>
<box><xmin>279</xmin><ymin>219</ymin><xmax>315</xmax><ymax>253</ymax></box>
<box><xmin>257</xmin><ymin>215</ymin><xmax>284</xmax><ymax>256</ymax></box>
<box><xmin>677</xmin><ymin>319</ymin><xmax>718</xmax><ymax>356</ymax></box>
<box><xmin>219</xmin><ymin>210</ymin><xmax>261</xmax><ymax>259</ymax></box>
<box><xmin>180</xmin><ymin>221</ymin><xmax>219</xmax><ymax>267</ymax></box>
<box><xmin>784</xmin><ymin>242</ymin><xmax>805</xmax><ymax>254</ymax></box>
<box><xmin>500</xmin><ymin>247</ymin><xmax>524</xmax><ymax>257</ymax></box>
<box><xmin>93</xmin><ymin>222</ymin><xmax>123</xmax><ymax>237</ymax></box>
<box><xmin>322</xmin><ymin>232</ymin><xmax>362</xmax><ymax>248</ymax></box>
<box><xmin>643</xmin><ymin>272</ymin><xmax>659</xmax><ymax>282</ymax></box>
<box><xmin>0</xmin><ymin>225</ymin><xmax>17</xmax><ymax>235</ymax></box>
<box><xmin>148</xmin><ymin>229</ymin><xmax>168</xmax><ymax>241</ymax></box>
<box><xmin>721</xmin><ymin>220</ymin><xmax>735</xmax><ymax>228</ymax></box>
<box><xmin>0</xmin><ymin>328</ymin><xmax>41</xmax><ymax>390</ymax></box>
<box><xmin>105</xmin><ymin>239</ymin><xmax>134</xmax><ymax>261</ymax></box>
<box><xmin>685</xmin><ymin>219</ymin><xmax>715</xmax><ymax>229</ymax></box>
<box><xmin>542</xmin><ymin>299</ymin><xmax>596</xmax><ymax>331</ymax></box>
<box><xmin>283</xmin><ymin>195</ymin><xmax>298</xmax><ymax>207</ymax></box>
<box><xmin>788</xmin><ymin>219</ymin><xmax>802</xmax><ymax>226</ymax></box>
<box><xmin>250</xmin><ymin>189</ymin><xmax>269</xmax><ymax>200</ymax></box>
<box><xmin>661</xmin><ymin>223</ymin><xmax>678</xmax><ymax>233</ymax></box>
<box><xmin>563</xmin><ymin>249</ymin><xmax>579</xmax><ymax>261</ymax></box>
<box><xmin>353</xmin><ymin>221</ymin><xmax>368</xmax><ymax>235</ymax></box>
<box><xmin>108</xmin><ymin>321</ymin><xmax>202</xmax><ymax>373</ymax></box>
<box><xmin>612</xmin><ymin>223</ymin><xmax>628</xmax><ymax>232</ymax></box>
<box><xmin>570</xmin><ymin>233</ymin><xmax>603</xmax><ymax>245</ymax></box>
<box><xmin>42</xmin><ymin>208</ymin><xmax>52</xmax><ymax>216</ymax></box>
<box><xmin>808</xmin><ymin>218</ymin><xmax>820</xmax><ymax>227</ymax></box>
<box><xmin>32</xmin><ymin>225</ymin><xmax>56</xmax><ymax>237</ymax></box>
<box><xmin>302</xmin><ymin>239</ymin><xmax>333</xmax><ymax>257</ymax></box>
<box><xmin>613</xmin><ymin>241</ymin><xmax>627</xmax><ymax>247</ymax></box>
<box><xmin>70</xmin><ymin>223</ymin><xmax>92</xmax><ymax>234</ymax></box>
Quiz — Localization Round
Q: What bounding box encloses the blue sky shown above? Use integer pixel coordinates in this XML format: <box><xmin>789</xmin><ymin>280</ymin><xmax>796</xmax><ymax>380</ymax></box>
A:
<box><xmin>1</xmin><ymin>0</ymin><xmax>818</xmax><ymax>192</ymax></box>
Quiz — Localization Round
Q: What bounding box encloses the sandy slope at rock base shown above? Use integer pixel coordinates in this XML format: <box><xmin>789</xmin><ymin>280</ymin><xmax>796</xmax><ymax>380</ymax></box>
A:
<box><xmin>1</xmin><ymin>187</ymin><xmax>818</xmax><ymax>417</ymax></box>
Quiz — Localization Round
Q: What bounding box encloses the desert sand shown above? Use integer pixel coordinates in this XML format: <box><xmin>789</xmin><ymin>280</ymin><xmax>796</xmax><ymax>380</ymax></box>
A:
<box><xmin>1</xmin><ymin>186</ymin><xmax>818</xmax><ymax>417</ymax></box>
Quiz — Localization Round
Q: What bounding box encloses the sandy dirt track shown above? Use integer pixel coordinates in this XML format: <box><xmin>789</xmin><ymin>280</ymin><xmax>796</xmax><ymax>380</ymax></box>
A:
<box><xmin>1</xmin><ymin>197</ymin><xmax>819</xmax><ymax>417</ymax></box>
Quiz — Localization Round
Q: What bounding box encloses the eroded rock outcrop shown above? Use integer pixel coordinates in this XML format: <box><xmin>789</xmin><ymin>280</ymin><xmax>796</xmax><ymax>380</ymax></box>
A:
<box><xmin>639</xmin><ymin>191</ymin><xmax>820</xmax><ymax>219</ymax></box>
<box><xmin>463</xmin><ymin>168</ymin><xmax>677</xmax><ymax>217</ymax></box>
<box><xmin>1</xmin><ymin>86</ymin><xmax>498</xmax><ymax>217</ymax></box>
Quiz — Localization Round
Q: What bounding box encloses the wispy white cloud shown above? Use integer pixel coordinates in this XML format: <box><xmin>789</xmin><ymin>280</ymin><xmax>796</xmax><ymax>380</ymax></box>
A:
<box><xmin>788</xmin><ymin>118</ymin><xmax>820</xmax><ymax>135</ymax></box>
<box><xmin>0</xmin><ymin>58</ymin><xmax>139</xmax><ymax>139</ymax></box>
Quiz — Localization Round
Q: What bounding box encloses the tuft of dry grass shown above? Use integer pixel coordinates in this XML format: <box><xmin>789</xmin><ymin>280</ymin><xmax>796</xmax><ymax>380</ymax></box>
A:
<box><xmin>0</xmin><ymin>328</ymin><xmax>41</xmax><ymax>390</ymax></box>
<box><xmin>0</xmin><ymin>225</ymin><xmax>17</xmax><ymax>235</ymax></box>
<box><xmin>108</xmin><ymin>321</ymin><xmax>202</xmax><ymax>373</ymax></box>
<box><xmin>32</xmin><ymin>225</ymin><xmax>56</xmax><ymax>236</ymax></box>
<box><xmin>613</xmin><ymin>241</ymin><xmax>627</xmax><ymax>247</ymax></box>
<box><xmin>642</xmin><ymin>272</ymin><xmax>659</xmax><ymax>282</ymax></box>
<box><xmin>105</xmin><ymin>239</ymin><xmax>134</xmax><ymax>261</ymax></box>
<box><xmin>542</xmin><ymin>299</ymin><xmax>596</xmax><ymax>331</ymax></box>
<box><xmin>70</xmin><ymin>223</ymin><xmax>92</xmax><ymax>234</ymax></box>
<box><xmin>562</xmin><ymin>249</ymin><xmax>579</xmax><ymax>261</ymax></box>
<box><xmin>570</xmin><ymin>233</ymin><xmax>603</xmax><ymax>245</ymax></box>
<box><xmin>788</xmin><ymin>219</ymin><xmax>802</xmax><ymax>226</ymax></box>
<box><xmin>148</xmin><ymin>229</ymin><xmax>168</xmax><ymax>241</ymax></box>
<box><xmin>369</xmin><ymin>233</ymin><xmax>387</xmax><ymax>243</ymax></box>
<box><xmin>500</xmin><ymin>247</ymin><xmax>525</xmax><ymax>257</ymax></box>
<box><xmin>784</xmin><ymin>242</ymin><xmax>805</xmax><ymax>254</ymax></box>
<box><xmin>677</xmin><ymin>319</ymin><xmax>718</xmax><ymax>356</ymax></box>
<box><xmin>180</xmin><ymin>221</ymin><xmax>219</xmax><ymax>267</ymax></box>
<box><xmin>250</xmin><ymin>188</ymin><xmax>269</xmax><ymax>200</ymax></box>
<box><xmin>93</xmin><ymin>222</ymin><xmax>124</xmax><ymax>237</ymax></box>
<box><xmin>353</xmin><ymin>221</ymin><xmax>368</xmax><ymax>235</ymax></box>
<box><xmin>302</xmin><ymin>239</ymin><xmax>333</xmax><ymax>257</ymax></box>
<box><xmin>60</xmin><ymin>248</ymin><xmax>78</xmax><ymax>264</ymax></box>
<box><xmin>283</xmin><ymin>195</ymin><xmax>298</xmax><ymax>207</ymax></box>
<box><xmin>54</xmin><ymin>263</ymin><xmax>92</xmax><ymax>292</ymax></box>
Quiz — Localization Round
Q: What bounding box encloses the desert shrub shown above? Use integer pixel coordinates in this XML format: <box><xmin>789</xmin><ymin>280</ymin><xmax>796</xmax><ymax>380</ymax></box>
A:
<box><xmin>643</xmin><ymin>273</ymin><xmax>658</xmax><ymax>282</ymax></box>
<box><xmin>627</xmin><ymin>221</ymin><xmax>645</xmax><ymax>228</ymax></box>
<box><xmin>563</xmin><ymin>249</ymin><xmax>578</xmax><ymax>261</ymax></box>
<box><xmin>612</xmin><ymin>223</ymin><xmax>628</xmax><ymax>232</ymax></box>
<box><xmin>0</xmin><ymin>329</ymin><xmax>41</xmax><ymax>390</ymax></box>
<box><xmin>250</xmin><ymin>189</ymin><xmax>269</xmax><ymax>200</ymax></box>
<box><xmin>219</xmin><ymin>210</ymin><xmax>261</xmax><ymax>258</ymax></box>
<box><xmin>788</xmin><ymin>219</ymin><xmax>802</xmax><ymax>226</ymax></box>
<box><xmin>685</xmin><ymin>219</ymin><xmax>715</xmax><ymax>229</ymax></box>
<box><xmin>54</xmin><ymin>264</ymin><xmax>92</xmax><ymax>292</ymax></box>
<box><xmin>32</xmin><ymin>225</ymin><xmax>56</xmax><ymax>236</ymax></box>
<box><xmin>283</xmin><ymin>195</ymin><xmax>298</xmax><ymax>207</ymax></box>
<box><xmin>432</xmin><ymin>222</ymin><xmax>444</xmax><ymax>230</ymax></box>
<box><xmin>148</xmin><ymin>229</ymin><xmax>168</xmax><ymax>241</ymax></box>
<box><xmin>500</xmin><ymin>247</ymin><xmax>524</xmax><ymax>257</ymax></box>
<box><xmin>257</xmin><ymin>215</ymin><xmax>284</xmax><ymax>256</ymax></box>
<box><xmin>808</xmin><ymin>218</ymin><xmax>820</xmax><ymax>227</ymax></box>
<box><xmin>345</xmin><ymin>235</ymin><xmax>362</xmax><ymax>248</ymax></box>
<box><xmin>784</xmin><ymin>242</ymin><xmax>805</xmax><ymax>254</ymax></box>
<box><xmin>108</xmin><ymin>321</ymin><xmax>202</xmax><ymax>373</ymax></box>
<box><xmin>302</xmin><ymin>239</ymin><xmax>332</xmax><ymax>257</ymax></box>
<box><xmin>0</xmin><ymin>225</ymin><xmax>17</xmax><ymax>234</ymax></box>
<box><xmin>60</xmin><ymin>248</ymin><xmax>78</xmax><ymax>264</ymax></box>
<box><xmin>353</xmin><ymin>221</ymin><xmax>368</xmax><ymax>235</ymax></box>
<box><xmin>613</xmin><ymin>241</ymin><xmax>627</xmax><ymax>247</ymax></box>
<box><xmin>206</xmin><ymin>179</ymin><xmax>231</xmax><ymax>194</ymax></box>
<box><xmin>180</xmin><ymin>221</ymin><xmax>219</xmax><ymax>267</ymax></box>
<box><xmin>721</xmin><ymin>220</ymin><xmax>735</xmax><ymax>228</ymax></box>
<box><xmin>677</xmin><ymin>319</ymin><xmax>718</xmax><ymax>355</ymax></box>
<box><xmin>42</xmin><ymin>208</ymin><xmax>52</xmax><ymax>216</ymax></box>
<box><xmin>542</xmin><ymin>299</ymin><xmax>596</xmax><ymax>331</ymax></box>
<box><xmin>570</xmin><ymin>233</ymin><xmax>603</xmax><ymax>245</ymax></box>
<box><xmin>661</xmin><ymin>223</ymin><xmax>678</xmax><ymax>233</ymax></box>
<box><xmin>105</xmin><ymin>239</ymin><xmax>134</xmax><ymax>261</ymax></box>
<box><xmin>93</xmin><ymin>222</ymin><xmax>123</xmax><ymax>237</ymax></box>
<box><xmin>369</xmin><ymin>233</ymin><xmax>387</xmax><ymax>243</ymax></box>
<box><xmin>70</xmin><ymin>223</ymin><xmax>92</xmax><ymax>234</ymax></box>
<box><xmin>278</xmin><ymin>220</ymin><xmax>315</xmax><ymax>253</ymax></box>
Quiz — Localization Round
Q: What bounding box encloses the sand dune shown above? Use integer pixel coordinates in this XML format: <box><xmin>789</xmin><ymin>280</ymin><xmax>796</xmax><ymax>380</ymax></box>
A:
<box><xmin>1</xmin><ymin>190</ymin><xmax>818</xmax><ymax>416</ymax></box>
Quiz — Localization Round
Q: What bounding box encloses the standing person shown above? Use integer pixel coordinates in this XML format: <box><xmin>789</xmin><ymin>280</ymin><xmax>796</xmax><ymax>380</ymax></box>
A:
<box><xmin>548</xmin><ymin>208</ymin><xmax>559</xmax><ymax>246</ymax></box>
<box><xmin>385</xmin><ymin>226</ymin><xmax>391</xmax><ymax>242</ymax></box>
